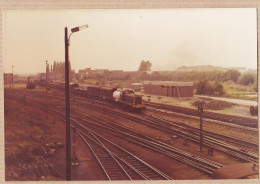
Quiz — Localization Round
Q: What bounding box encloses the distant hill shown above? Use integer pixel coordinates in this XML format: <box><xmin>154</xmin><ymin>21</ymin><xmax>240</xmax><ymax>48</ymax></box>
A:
<box><xmin>175</xmin><ymin>65</ymin><xmax>248</xmax><ymax>72</ymax></box>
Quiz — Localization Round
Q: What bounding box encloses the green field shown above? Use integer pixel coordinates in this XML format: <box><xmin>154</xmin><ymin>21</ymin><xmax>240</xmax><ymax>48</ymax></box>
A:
<box><xmin>5</xmin><ymin>83</ymin><xmax>47</xmax><ymax>93</ymax></box>
<box><xmin>222</xmin><ymin>81</ymin><xmax>257</xmax><ymax>100</ymax></box>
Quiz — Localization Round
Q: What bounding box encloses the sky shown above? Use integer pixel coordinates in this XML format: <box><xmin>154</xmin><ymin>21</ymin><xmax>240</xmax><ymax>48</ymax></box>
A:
<box><xmin>3</xmin><ymin>9</ymin><xmax>257</xmax><ymax>74</ymax></box>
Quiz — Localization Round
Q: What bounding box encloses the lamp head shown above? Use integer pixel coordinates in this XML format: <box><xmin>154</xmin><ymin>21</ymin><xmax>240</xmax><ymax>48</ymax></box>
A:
<box><xmin>71</xmin><ymin>24</ymin><xmax>88</xmax><ymax>33</ymax></box>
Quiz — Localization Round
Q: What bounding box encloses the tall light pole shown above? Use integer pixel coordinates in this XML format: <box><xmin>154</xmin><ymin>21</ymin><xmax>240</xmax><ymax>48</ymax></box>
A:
<box><xmin>12</xmin><ymin>65</ymin><xmax>14</xmax><ymax>88</ymax></box>
<box><xmin>65</xmin><ymin>24</ymin><xmax>88</xmax><ymax>181</ymax></box>
<box><xmin>45</xmin><ymin>60</ymin><xmax>48</xmax><ymax>119</ymax></box>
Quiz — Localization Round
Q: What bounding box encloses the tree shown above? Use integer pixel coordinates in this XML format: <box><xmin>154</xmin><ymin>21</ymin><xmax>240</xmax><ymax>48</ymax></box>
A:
<box><xmin>223</xmin><ymin>69</ymin><xmax>240</xmax><ymax>83</ymax></box>
<box><xmin>214</xmin><ymin>82</ymin><xmax>224</xmax><ymax>95</ymax></box>
<box><xmin>151</xmin><ymin>71</ymin><xmax>161</xmax><ymax>80</ymax></box>
<box><xmin>238</xmin><ymin>72</ymin><xmax>255</xmax><ymax>86</ymax></box>
<box><xmin>204</xmin><ymin>82</ymin><xmax>214</xmax><ymax>95</ymax></box>
<box><xmin>253</xmin><ymin>78</ymin><xmax>258</xmax><ymax>92</ymax></box>
<box><xmin>138</xmin><ymin>60</ymin><xmax>152</xmax><ymax>71</ymax></box>
<box><xmin>196</xmin><ymin>79</ymin><xmax>208</xmax><ymax>95</ymax></box>
<box><xmin>196</xmin><ymin>80</ymin><xmax>225</xmax><ymax>96</ymax></box>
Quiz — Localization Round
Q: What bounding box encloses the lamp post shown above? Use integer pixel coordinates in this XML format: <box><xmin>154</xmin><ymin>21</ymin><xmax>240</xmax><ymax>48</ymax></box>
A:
<box><xmin>65</xmin><ymin>24</ymin><xmax>88</xmax><ymax>181</ymax></box>
<box><xmin>45</xmin><ymin>60</ymin><xmax>48</xmax><ymax>119</ymax></box>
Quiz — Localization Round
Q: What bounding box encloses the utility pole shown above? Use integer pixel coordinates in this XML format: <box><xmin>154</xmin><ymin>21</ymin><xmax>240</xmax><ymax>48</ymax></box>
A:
<box><xmin>198</xmin><ymin>101</ymin><xmax>204</xmax><ymax>152</ymax></box>
<box><xmin>46</xmin><ymin>60</ymin><xmax>48</xmax><ymax>119</ymax></box>
<box><xmin>65</xmin><ymin>27</ymin><xmax>71</xmax><ymax>181</ymax></box>
<box><xmin>72</xmin><ymin>126</ymin><xmax>79</xmax><ymax>166</ymax></box>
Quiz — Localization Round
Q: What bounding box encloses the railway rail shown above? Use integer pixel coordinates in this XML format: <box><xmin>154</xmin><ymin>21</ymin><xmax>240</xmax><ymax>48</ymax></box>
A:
<box><xmin>145</xmin><ymin>101</ymin><xmax>258</xmax><ymax>128</ymax></box>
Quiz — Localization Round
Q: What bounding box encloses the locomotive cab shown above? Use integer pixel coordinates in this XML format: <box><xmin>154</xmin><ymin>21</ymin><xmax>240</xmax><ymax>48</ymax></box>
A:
<box><xmin>113</xmin><ymin>88</ymin><xmax>145</xmax><ymax>111</ymax></box>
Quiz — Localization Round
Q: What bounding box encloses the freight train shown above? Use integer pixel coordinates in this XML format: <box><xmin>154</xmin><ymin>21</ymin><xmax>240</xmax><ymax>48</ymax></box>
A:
<box><xmin>73</xmin><ymin>85</ymin><xmax>145</xmax><ymax>111</ymax></box>
<box><xmin>38</xmin><ymin>81</ymin><xmax>145</xmax><ymax>111</ymax></box>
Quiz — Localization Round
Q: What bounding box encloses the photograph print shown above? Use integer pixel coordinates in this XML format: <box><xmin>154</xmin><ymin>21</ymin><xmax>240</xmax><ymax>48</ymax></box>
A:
<box><xmin>3</xmin><ymin>8</ymin><xmax>258</xmax><ymax>181</ymax></box>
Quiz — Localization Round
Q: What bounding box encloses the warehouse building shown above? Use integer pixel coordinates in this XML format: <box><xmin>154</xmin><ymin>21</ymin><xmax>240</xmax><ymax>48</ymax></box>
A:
<box><xmin>143</xmin><ymin>81</ymin><xmax>194</xmax><ymax>98</ymax></box>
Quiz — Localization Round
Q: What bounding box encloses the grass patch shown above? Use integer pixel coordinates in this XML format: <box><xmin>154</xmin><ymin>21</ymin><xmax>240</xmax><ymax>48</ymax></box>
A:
<box><xmin>222</xmin><ymin>81</ymin><xmax>257</xmax><ymax>100</ymax></box>
<box><xmin>4</xmin><ymin>99</ymin><xmax>48</xmax><ymax>166</ymax></box>
<box><xmin>5</xmin><ymin>83</ymin><xmax>46</xmax><ymax>93</ymax></box>
<box><xmin>5</xmin><ymin>99</ymin><xmax>62</xmax><ymax>181</ymax></box>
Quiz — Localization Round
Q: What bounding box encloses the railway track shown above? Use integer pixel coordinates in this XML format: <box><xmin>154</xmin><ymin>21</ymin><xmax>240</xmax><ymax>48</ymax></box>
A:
<box><xmin>5</xmin><ymin>91</ymin><xmax>173</xmax><ymax>180</ymax></box>
<box><xmin>5</xmin><ymin>90</ymin><xmax>257</xmax><ymax>147</ymax></box>
<box><xmin>65</xmin><ymin>106</ymin><xmax>225</xmax><ymax>176</ymax></box>
<box><xmin>145</xmin><ymin>101</ymin><xmax>258</xmax><ymax>128</ymax></box>
<box><xmin>92</xmin><ymin>106</ymin><xmax>258</xmax><ymax>163</ymax></box>
<box><xmin>7</xmin><ymin>88</ymin><xmax>258</xmax><ymax>128</ymax></box>
<box><xmin>5</xmin><ymin>91</ymin><xmax>224</xmax><ymax>176</ymax></box>
<box><xmin>5</xmin><ymin>89</ymin><xmax>258</xmax><ymax>176</ymax></box>
<box><xmin>76</xmin><ymin>129</ymin><xmax>172</xmax><ymax>180</ymax></box>
<box><xmin>143</xmin><ymin>114</ymin><xmax>257</xmax><ymax>148</ymax></box>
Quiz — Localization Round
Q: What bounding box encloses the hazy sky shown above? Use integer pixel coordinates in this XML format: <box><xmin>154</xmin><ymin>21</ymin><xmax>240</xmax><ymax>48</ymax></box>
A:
<box><xmin>3</xmin><ymin>9</ymin><xmax>257</xmax><ymax>74</ymax></box>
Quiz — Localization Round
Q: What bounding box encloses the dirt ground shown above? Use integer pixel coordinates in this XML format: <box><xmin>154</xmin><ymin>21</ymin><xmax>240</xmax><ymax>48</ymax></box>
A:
<box><xmin>141</xmin><ymin>93</ymin><xmax>258</xmax><ymax>119</ymax></box>
<box><xmin>5</xmin><ymin>98</ymin><xmax>67</xmax><ymax>180</ymax></box>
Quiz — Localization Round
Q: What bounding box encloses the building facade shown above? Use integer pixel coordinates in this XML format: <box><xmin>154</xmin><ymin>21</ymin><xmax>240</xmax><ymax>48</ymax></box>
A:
<box><xmin>143</xmin><ymin>81</ymin><xmax>194</xmax><ymax>98</ymax></box>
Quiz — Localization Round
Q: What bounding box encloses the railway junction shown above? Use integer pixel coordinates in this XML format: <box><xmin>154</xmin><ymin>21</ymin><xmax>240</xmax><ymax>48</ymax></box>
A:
<box><xmin>4</xmin><ymin>85</ymin><xmax>259</xmax><ymax>181</ymax></box>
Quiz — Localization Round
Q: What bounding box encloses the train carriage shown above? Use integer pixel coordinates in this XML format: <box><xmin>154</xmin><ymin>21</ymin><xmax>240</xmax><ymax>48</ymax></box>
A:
<box><xmin>71</xmin><ymin>87</ymin><xmax>88</xmax><ymax>97</ymax></box>
<box><xmin>87</xmin><ymin>86</ymin><xmax>101</xmax><ymax>98</ymax></box>
<box><xmin>100</xmin><ymin>87</ymin><xmax>117</xmax><ymax>100</ymax></box>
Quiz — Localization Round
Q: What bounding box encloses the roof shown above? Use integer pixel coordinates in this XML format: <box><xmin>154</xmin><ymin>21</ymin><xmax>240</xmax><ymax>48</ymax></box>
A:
<box><xmin>143</xmin><ymin>81</ymin><xmax>194</xmax><ymax>86</ymax></box>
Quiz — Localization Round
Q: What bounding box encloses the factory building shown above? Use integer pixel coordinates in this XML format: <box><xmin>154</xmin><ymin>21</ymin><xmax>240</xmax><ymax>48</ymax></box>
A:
<box><xmin>143</xmin><ymin>81</ymin><xmax>194</xmax><ymax>98</ymax></box>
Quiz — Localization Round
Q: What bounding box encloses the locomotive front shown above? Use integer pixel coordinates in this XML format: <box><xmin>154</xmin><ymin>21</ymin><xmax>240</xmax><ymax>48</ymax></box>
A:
<box><xmin>113</xmin><ymin>89</ymin><xmax>145</xmax><ymax>111</ymax></box>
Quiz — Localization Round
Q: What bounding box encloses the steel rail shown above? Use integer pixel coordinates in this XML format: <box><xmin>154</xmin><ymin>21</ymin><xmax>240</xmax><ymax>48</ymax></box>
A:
<box><xmin>70</xmin><ymin>108</ymin><xmax>223</xmax><ymax>175</ymax></box>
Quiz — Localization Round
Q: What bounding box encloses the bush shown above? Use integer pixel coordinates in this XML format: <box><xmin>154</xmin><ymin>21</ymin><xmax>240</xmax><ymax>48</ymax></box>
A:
<box><xmin>253</xmin><ymin>79</ymin><xmax>258</xmax><ymax>92</ymax></box>
<box><xmin>204</xmin><ymin>82</ymin><xmax>214</xmax><ymax>95</ymax></box>
<box><xmin>213</xmin><ymin>82</ymin><xmax>225</xmax><ymax>95</ymax></box>
<box><xmin>26</xmin><ymin>82</ymin><xmax>36</xmax><ymax>89</ymax></box>
<box><xmin>196</xmin><ymin>80</ymin><xmax>224</xmax><ymax>96</ymax></box>
<box><xmin>196</xmin><ymin>80</ymin><xmax>208</xmax><ymax>95</ymax></box>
